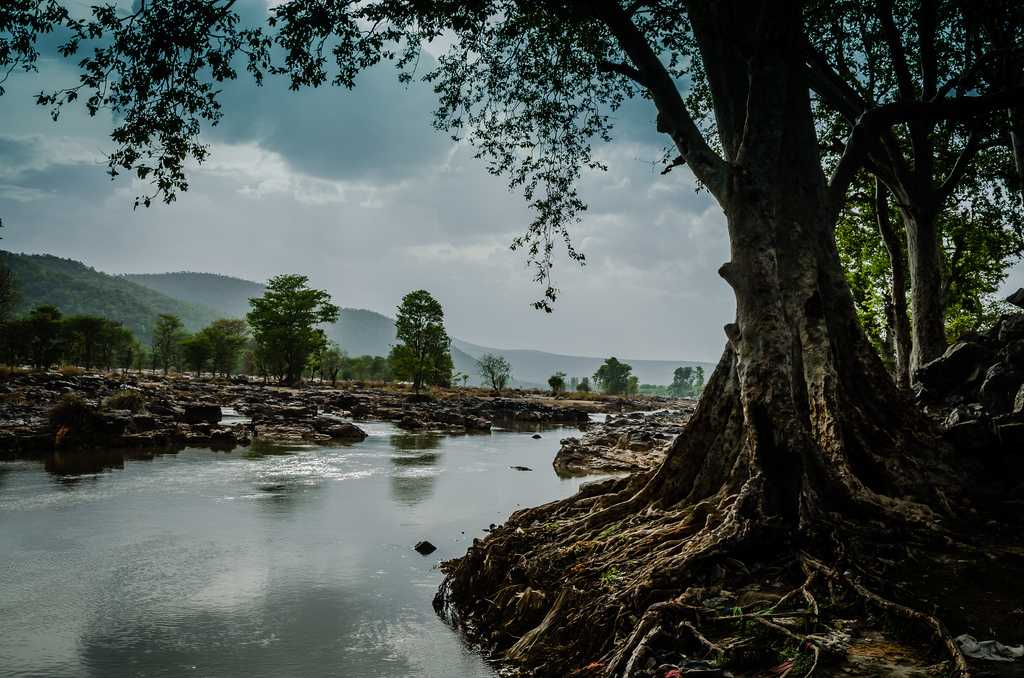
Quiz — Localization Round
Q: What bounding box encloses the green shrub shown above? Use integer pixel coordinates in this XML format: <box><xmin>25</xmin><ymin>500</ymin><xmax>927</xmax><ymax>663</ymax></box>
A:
<box><xmin>104</xmin><ymin>389</ymin><xmax>146</xmax><ymax>413</ymax></box>
<box><xmin>49</xmin><ymin>393</ymin><xmax>98</xmax><ymax>433</ymax></box>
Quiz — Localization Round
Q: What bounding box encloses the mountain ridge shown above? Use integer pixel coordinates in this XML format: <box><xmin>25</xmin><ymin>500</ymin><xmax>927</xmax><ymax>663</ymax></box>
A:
<box><xmin>5</xmin><ymin>253</ymin><xmax>712</xmax><ymax>385</ymax></box>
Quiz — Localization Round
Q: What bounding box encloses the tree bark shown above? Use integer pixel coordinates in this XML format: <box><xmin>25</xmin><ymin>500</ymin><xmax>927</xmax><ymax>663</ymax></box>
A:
<box><xmin>901</xmin><ymin>206</ymin><xmax>947</xmax><ymax>375</ymax></box>
<box><xmin>875</xmin><ymin>180</ymin><xmax>912</xmax><ymax>389</ymax></box>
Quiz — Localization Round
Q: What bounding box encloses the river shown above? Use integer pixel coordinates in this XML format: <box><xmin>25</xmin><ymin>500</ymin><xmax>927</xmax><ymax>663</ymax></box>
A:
<box><xmin>0</xmin><ymin>420</ymin><xmax>599</xmax><ymax>678</ymax></box>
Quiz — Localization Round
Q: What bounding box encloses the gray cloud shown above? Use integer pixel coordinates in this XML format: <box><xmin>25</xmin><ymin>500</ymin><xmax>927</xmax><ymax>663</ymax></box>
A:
<box><xmin>0</xmin><ymin>15</ymin><xmax>742</xmax><ymax>363</ymax></box>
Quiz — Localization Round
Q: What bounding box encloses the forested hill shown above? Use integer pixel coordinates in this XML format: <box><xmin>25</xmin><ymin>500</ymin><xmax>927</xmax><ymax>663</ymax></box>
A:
<box><xmin>127</xmin><ymin>272</ymin><xmax>713</xmax><ymax>386</ymax></box>
<box><xmin>122</xmin><ymin>272</ymin><xmax>400</xmax><ymax>357</ymax></box>
<box><xmin>0</xmin><ymin>251</ymin><xmax>220</xmax><ymax>343</ymax></box>
<box><xmin>122</xmin><ymin>272</ymin><xmax>263</xmax><ymax>318</ymax></box>
<box><xmin>7</xmin><ymin>256</ymin><xmax>707</xmax><ymax>386</ymax></box>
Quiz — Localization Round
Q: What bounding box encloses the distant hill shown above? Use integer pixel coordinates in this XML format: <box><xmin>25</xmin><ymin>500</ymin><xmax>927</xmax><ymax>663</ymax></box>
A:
<box><xmin>122</xmin><ymin>272</ymin><xmax>262</xmax><ymax>318</ymax></box>
<box><xmin>6</xmin><ymin>255</ymin><xmax>709</xmax><ymax>386</ymax></box>
<box><xmin>0</xmin><ymin>251</ymin><xmax>220</xmax><ymax>343</ymax></box>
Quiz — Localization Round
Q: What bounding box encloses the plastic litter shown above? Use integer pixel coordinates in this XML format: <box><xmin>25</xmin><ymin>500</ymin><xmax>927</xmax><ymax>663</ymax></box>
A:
<box><xmin>955</xmin><ymin>634</ymin><xmax>1024</xmax><ymax>662</ymax></box>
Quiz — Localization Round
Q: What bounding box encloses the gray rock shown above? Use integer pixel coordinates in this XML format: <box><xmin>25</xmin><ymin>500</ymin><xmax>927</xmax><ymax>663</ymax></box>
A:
<box><xmin>414</xmin><ymin>540</ymin><xmax>436</xmax><ymax>555</ymax></box>
<box><xmin>181</xmin><ymin>403</ymin><xmax>222</xmax><ymax>424</ymax></box>
<box><xmin>998</xmin><ymin>314</ymin><xmax>1024</xmax><ymax>343</ymax></box>
<box><xmin>1006</xmin><ymin>288</ymin><xmax>1024</xmax><ymax>309</ymax></box>
<box><xmin>915</xmin><ymin>341</ymin><xmax>992</xmax><ymax>391</ymax></box>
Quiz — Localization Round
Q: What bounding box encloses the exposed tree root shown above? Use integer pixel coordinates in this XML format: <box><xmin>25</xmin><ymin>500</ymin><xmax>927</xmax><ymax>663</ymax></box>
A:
<box><xmin>435</xmin><ymin>348</ymin><xmax>980</xmax><ymax>677</ymax></box>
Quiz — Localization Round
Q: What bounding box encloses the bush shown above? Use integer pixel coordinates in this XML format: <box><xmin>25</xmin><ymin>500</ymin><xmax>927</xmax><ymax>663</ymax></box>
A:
<box><xmin>49</xmin><ymin>393</ymin><xmax>99</xmax><ymax>433</ymax></box>
<box><xmin>104</xmin><ymin>389</ymin><xmax>147</xmax><ymax>413</ymax></box>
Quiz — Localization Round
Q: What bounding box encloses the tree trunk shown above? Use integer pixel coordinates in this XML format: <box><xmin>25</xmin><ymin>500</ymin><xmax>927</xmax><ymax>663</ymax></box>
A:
<box><xmin>902</xmin><ymin>207</ymin><xmax>947</xmax><ymax>375</ymax></box>
<box><xmin>875</xmin><ymin>180</ymin><xmax>912</xmax><ymax>389</ymax></box>
<box><xmin>437</xmin><ymin>4</ymin><xmax>960</xmax><ymax>675</ymax></box>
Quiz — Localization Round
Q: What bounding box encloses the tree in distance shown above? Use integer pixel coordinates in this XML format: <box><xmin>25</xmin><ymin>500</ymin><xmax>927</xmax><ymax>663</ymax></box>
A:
<box><xmin>247</xmin><ymin>274</ymin><xmax>339</xmax><ymax>386</ymax></box>
<box><xmin>388</xmin><ymin>290</ymin><xmax>453</xmax><ymax>393</ymax></box>
<box><xmin>478</xmin><ymin>353</ymin><xmax>513</xmax><ymax>392</ymax></box>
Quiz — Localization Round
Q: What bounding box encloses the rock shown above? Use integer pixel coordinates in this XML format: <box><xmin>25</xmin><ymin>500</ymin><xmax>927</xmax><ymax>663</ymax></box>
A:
<box><xmin>979</xmin><ymin>363</ymin><xmax>1023</xmax><ymax>415</ymax></box>
<box><xmin>532</xmin><ymin>434</ymin><xmax>542</xmax><ymax>439</ymax></box>
<box><xmin>510</xmin><ymin>465</ymin><xmax>533</xmax><ymax>471</ymax></box>
<box><xmin>944</xmin><ymin>419</ymin><xmax>996</xmax><ymax>455</ymax></box>
<box><xmin>1016</xmin><ymin>384</ymin><xmax>1024</xmax><ymax>413</ymax></box>
<box><xmin>1006</xmin><ymin>288</ymin><xmax>1024</xmax><ymax>309</ymax></box>
<box><xmin>181</xmin><ymin>403</ymin><xmax>222</xmax><ymax>424</ymax></box>
<box><xmin>997</xmin><ymin>422</ymin><xmax>1024</xmax><ymax>452</ymax></box>
<box><xmin>414</xmin><ymin>540</ymin><xmax>436</xmax><ymax>555</ymax></box>
<box><xmin>915</xmin><ymin>341</ymin><xmax>993</xmax><ymax>391</ymax></box>
<box><xmin>323</xmin><ymin>422</ymin><xmax>368</xmax><ymax>441</ymax></box>
<box><xmin>998</xmin><ymin>314</ymin><xmax>1024</xmax><ymax>343</ymax></box>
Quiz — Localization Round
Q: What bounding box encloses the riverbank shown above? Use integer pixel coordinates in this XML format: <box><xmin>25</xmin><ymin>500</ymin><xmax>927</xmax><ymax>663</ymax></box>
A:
<box><xmin>0</xmin><ymin>370</ymin><xmax>686</xmax><ymax>465</ymax></box>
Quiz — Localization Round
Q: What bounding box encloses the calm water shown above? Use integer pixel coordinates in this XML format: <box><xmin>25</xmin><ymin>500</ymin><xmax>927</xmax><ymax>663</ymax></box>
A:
<box><xmin>0</xmin><ymin>422</ymin><xmax>596</xmax><ymax>678</ymax></box>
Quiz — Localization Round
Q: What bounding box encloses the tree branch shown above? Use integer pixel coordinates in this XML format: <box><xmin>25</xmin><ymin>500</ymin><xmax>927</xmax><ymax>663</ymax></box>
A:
<box><xmin>865</xmin><ymin>85</ymin><xmax>1024</xmax><ymax>127</ymax></box>
<box><xmin>804</xmin><ymin>45</ymin><xmax>867</xmax><ymax>123</ymax></box>
<box><xmin>596</xmin><ymin>60</ymin><xmax>647</xmax><ymax>87</ymax></box>
<box><xmin>937</xmin><ymin>127</ymin><xmax>982</xmax><ymax>201</ymax></box>
<box><xmin>590</xmin><ymin>0</ymin><xmax>728</xmax><ymax>204</ymax></box>
<box><xmin>877</xmin><ymin>0</ymin><xmax>917</xmax><ymax>101</ymax></box>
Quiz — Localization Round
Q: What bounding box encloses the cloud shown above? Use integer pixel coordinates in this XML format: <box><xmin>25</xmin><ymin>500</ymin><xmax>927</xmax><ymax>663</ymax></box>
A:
<box><xmin>0</xmin><ymin>11</ymin><xmax>735</xmax><ymax>364</ymax></box>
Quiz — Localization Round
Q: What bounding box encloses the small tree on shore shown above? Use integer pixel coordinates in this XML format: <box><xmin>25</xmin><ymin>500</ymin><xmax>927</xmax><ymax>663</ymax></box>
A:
<box><xmin>593</xmin><ymin>357</ymin><xmax>633</xmax><ymax>396</ymax></box>
<box><xmin>478</xmin><ymin>353</ymin><xmax>512</xmax><ymax>392</ymax></box>
<box><xmin>203</xmin><ymin>319</ymin><xmax>249</xmax><ymax>377</ymax></box>
<box><xmin>548</xmin><ymin>371</ymin><xmax>566</xmax><ymax>396</ymax></box>
<box><xmin>388</xmin><ymin>290</ymin><xmax>453</xmax><ymax>392</ymax></box>
<box><xmin>152</xmin><ymin>314</ymin><xmax>185</xmax><ymax>375</ymax></box>
<box><xmin>180</xmin><ymin>333</ymin><xmax>212</xmax><ymax>377</ymax></box>
<box><xmin>319</xmin><ymin>342</ymin><xmax>345</xmax><ymax>386</ymax></box>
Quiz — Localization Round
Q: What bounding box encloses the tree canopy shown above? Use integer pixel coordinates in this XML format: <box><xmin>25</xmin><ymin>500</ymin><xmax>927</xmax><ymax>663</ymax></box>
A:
<box><xmin>246</xmin><ymin>274</ymin><xmax>339</xmax><ymax>386</ymax></box>
<box><xmin>388</xmin><ymin>290</ymin><xmax>452</xmax><ymax>392</ymax></box>
<box><xmin>477</xmin><ymin>353</ymin><xmax>512</xmax><ymax>392</ymax></box>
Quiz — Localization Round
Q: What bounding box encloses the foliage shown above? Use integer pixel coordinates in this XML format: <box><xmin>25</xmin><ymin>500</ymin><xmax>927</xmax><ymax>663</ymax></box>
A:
<box><xmin>246</xmin><ymin>274</ymin><xmax>339</xmax><ymax>385</ymax></box>
<box><xmin>48</xmin><ymin>393</ymin><xmax>97</xmax><ymax>433</ymax></box>
<box><xmin>593</xmin><ymin>357</ymin><xmax>633</xmax><ymax>396</ymax></box>
<box><xmin>669</xmin><ymin>366</ymin><xmax>705</xmax><ymax>398</ymax></box>
<box><xmin>389</xmin><ymin>290</ymin><xmax>453</xmax><ymax>392</ymax></box>
<box><xmin>0</xmin><ymin>255</ymin><xmax>16</xmax><ymax>323</ymax></box>
<box><xmin>151</xmin><ymin>313</ymin><xmax>186</xmax><ymax>375</ymax></box>
<box><xmin>104</xmin><ymin>389</ymin><xmax>146</xmax><ymax>413</ymax></box>
<box><xmin>0</xmin><ymin>251</ymin><xmax>220</xmax><ymax>343</ymax></box>
<box><xmin>478</xmin><ymin>353</ymin><xmax>513</xmax><ymax>392</ymax></box>
<box><xmin>180</xmin><ymin>333</ymin><xmax>212</xmax><ymax>376</ymax></box>
<box><xmin>200</xmin><ymin>318</ymin><xmax>249</xmax><ymax>376</ymax></box>
<box><xmin>625</xmin><ymin>375</ymin><xmax>639</xmax><ymax>396</ymax></box>
<box><xmin>548</xmin><ymin>371</ymin><xmax>566</xmax><ymax>395</ymax></box>
<box><xmin>577</xmin><ymin>377</ymin><xmax>591</xmax><ymax>393</ymax></box>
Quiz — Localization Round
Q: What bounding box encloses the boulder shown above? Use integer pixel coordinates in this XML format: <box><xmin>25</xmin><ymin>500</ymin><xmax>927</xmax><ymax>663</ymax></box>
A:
<box><xmin>1006</xmin><ymin>288</ymin><xmax>1024</xmax><ymax>309</ymax></box>
<box><xmin>944</xmin><ymin>419</ymin><xmax>997</xmax><ymax>455</ymax></box>
<box><xmin>998</xmin><ymin>314</ymin><xmax>1024</xmax><ymax>343</ymax></box>
<box><xmin>414</xmin><ymin>540</ymin><xmax>437</xmax><ymax>555</ymax></box>
<box><xmin>979</xmin><ymin>363</ymin><xmax>1023</xmax><ymax>414</ymax></box>
<box><xmin>322</xmin><ymin>422</ymin><xmax>368</xmax><ymax>441</ymax></box>
<box><xmin>997</xmin><ymin>421</ymin><xmax>1024</xmax><ymax>448</ymax></box>
<box><xmin>1016</xmin><ymin>384</ymin><xmax>1024</xmax><ymax>414</ymax></box>
<box><xmin>181</xmin><ymin>403</ymin><xmax>222</xmax><ymax>424</ymax></box>
<box><xmin>915</xmin><ymin>341</ymin><xmax>992</xmax><ymax>391</ymax></box>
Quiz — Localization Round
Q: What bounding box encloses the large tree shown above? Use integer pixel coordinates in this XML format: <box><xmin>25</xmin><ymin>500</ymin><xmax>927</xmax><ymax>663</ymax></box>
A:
<box><xmin>247</xmin><ymin>274</ymin><xmax>339</xmax><ymax>386</ymax></box>
<box><xmin>7</xmin><ymin>0</ymin><xmax>1021</xmax><ymax>673</ymax></box>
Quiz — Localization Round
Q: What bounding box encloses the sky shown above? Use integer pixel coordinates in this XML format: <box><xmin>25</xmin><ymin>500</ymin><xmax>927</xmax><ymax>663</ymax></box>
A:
<box><xmin>1</xmin><ymin>4</ymin><xmax>1021</xmax><ymax>364</ymax></box>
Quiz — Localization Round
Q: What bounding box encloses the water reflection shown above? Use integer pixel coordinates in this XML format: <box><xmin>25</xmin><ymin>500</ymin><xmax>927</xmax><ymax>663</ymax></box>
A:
<box><xmin>76</xmin><ymin>583</ymin><xmax>423</xmax><ymax>678</ymax></box>
<box><xmin>389</xmin><ymin>433</ymin><xmax>442</xmax><ymax>507</ymax></box>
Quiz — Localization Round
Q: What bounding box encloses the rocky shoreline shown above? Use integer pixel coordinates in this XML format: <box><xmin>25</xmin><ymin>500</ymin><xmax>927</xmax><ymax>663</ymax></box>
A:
<box><xmin>0</xmin><ymin>373</ymin><xmax>692</xmax><ymax>471</ymax></box>
<box><xmin>553</xmin><ymin>407</ymin><xmax>695</xmax><ymax>476</ymax></box>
